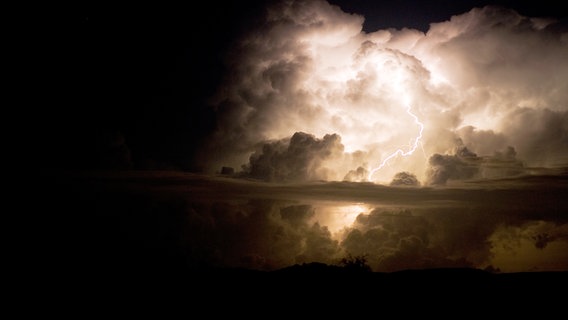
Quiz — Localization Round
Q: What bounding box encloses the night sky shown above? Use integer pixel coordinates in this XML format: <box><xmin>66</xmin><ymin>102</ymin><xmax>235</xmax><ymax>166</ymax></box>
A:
<box><xmin>37</xmin><ymin>1</ymin><xmax>268</xmax><ymax>171</ymax></box>
<box><xmin>36</xmin><ymin>0</ymin><xmax>568</xmax><ymax>296</ymax></box>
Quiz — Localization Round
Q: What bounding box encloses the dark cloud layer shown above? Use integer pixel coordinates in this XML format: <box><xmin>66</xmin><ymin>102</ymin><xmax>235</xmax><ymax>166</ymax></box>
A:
<box><xmin>52</xmin><ymin>171</ymin><xmax>568</xmax><ymax>273</ymax></box>
<box><xmin>185</xmin><ymin>200</ymin><xmax>341</xmax><ymax>269</ymax></box>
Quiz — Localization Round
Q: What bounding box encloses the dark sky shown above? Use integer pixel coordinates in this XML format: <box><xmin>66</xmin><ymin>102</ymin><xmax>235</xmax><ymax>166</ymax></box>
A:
<box><xmin>331</xmin><ymin>0</ymin><xmax>567</xmax><ymax>32</ymax></box>
<box><xmin>38</xmin><ymin>1</ymin><xmax>268</xmax><ymax>171</ymax></box>
<box><xmin>37</xmin><ymin>0</ymin><xmax>566</xmax><ymax>172</ymax></box>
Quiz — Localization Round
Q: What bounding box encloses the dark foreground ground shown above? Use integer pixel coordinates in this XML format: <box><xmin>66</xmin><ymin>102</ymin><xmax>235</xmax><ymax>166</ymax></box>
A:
<box><xmin>42</xmin><ymin>263</ymin><xmax>568</xmax><ymax>311</ymax></box>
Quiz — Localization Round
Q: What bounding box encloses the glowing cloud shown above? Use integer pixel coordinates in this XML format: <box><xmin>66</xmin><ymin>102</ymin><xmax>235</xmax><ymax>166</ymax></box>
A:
<box><xmin>202</xmin><ymin>0</ymin><xmax>568</xmax><ymax>185</ymax></box>
<box><xmin>368</xmin><ymin>106</ymin><xmax>424</xmax><ymax>181</ymax></box>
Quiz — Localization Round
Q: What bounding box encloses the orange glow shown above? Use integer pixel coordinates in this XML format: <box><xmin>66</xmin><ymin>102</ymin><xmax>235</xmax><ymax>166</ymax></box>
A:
<box><xmin>311</xmin><ymin>203</ymin><xmax>369</xmax><ymax>236</ymax></box>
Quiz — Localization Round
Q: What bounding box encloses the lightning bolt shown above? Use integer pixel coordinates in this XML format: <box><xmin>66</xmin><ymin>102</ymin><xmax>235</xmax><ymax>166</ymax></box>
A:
<box><xmin>367</xmin><ymin>106</ymin><xmax>424</xmax><ymax>181</ymax></box>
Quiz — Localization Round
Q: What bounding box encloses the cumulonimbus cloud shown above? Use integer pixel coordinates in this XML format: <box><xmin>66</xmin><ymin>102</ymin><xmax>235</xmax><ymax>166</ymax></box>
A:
<box><xmin>200</xmin><ymin>0</ymin><xmax>568</xmax><ymax>185</ymax></box>
<box><xmin>244</xmin><ymin>132</ymin><xmax>344</xmax><ymax>182</ymax></box>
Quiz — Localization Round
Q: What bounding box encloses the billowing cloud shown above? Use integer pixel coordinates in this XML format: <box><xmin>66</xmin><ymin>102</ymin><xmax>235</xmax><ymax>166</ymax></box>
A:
<box><xmin>343</xmin><ymin>166</ymin><xmax>368</xmax><ymax>182</ymax></box>
<box><xmin>426</xmin><ymin>145</ymin><xmax>481</xmax><ymax>185</ymax></box>
<box><xmin>184</xmin><ymin>200</ymin><xmax>342</xmax><ymax>269</ymax></box>
<box><xmin>243</xmin><ymin>132</ymin><xmax>344</xmax><ymax>182</ymax></box>
<box><xmin>390</xmin><ymin>171</ymin><xmax>420</xmax><ymax>186</ymax></box>
<box><xmin>199</xmin><ymin>0</ymin><xmax>567</xmax><ymax>185</ymax></box>
<box><xmin>426</xmin><ymin>139</ymin><xmax>528</xmax><ymax>184</ymax></box>
<box><xmin>72</xmin><ymin>171</ymin><xmax>568</xmax><ymax>272</ymax></box>
<box><xmin>338</xmin><ymin>203</ymin><xmax>517</xmax><ymax>272</ymax></box>
<box><xmin>502</xmin><ymin>108</ymin><xmax>568</xmax><ymax>167</ymax></box>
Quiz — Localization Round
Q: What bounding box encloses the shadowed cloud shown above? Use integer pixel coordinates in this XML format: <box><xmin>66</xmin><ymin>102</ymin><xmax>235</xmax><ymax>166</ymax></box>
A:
<box><xmin>51</xmin><ymin>170</ymin><xmax>568</xmax><ymax>272</ymax></box>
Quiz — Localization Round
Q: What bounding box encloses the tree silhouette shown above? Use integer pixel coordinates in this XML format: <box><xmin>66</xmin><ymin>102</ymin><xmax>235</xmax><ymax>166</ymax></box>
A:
<box><xmin>339</xmin><ymin>254</ymin><xmax>372</xmax><ymax>272</ymax></box>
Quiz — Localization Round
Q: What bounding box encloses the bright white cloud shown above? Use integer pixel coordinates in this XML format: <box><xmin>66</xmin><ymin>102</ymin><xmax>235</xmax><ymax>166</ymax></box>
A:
<box><xmin>203</xmin><ymin>0</ymin><xmax>568</xmax><ymax>185</ymax></box>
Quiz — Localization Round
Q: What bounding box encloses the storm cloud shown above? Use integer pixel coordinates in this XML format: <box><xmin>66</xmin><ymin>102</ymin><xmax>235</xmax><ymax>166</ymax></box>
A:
<box><xmin>243</xmin><ymin>132</ymin><xmax>344</xmax><ymax>182</ymax></box>
<box><xmin>184</xmin><ymin>200</ymin><xmax>342</xmax><ymax>269</ymax></box>
<box><xmin>61</xmin><ymin>170</ymin><xmax>568</xmax><ymax>273</ymax></box>
<box><xmin>135</xmin><ymin>5</ymin><xmax>568</xmax><ymax>267</ymax></box>
<box><xmin>200</xmin><ymin>0</ymin><xmax>567</xmax><ymax>185</ymax></box>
